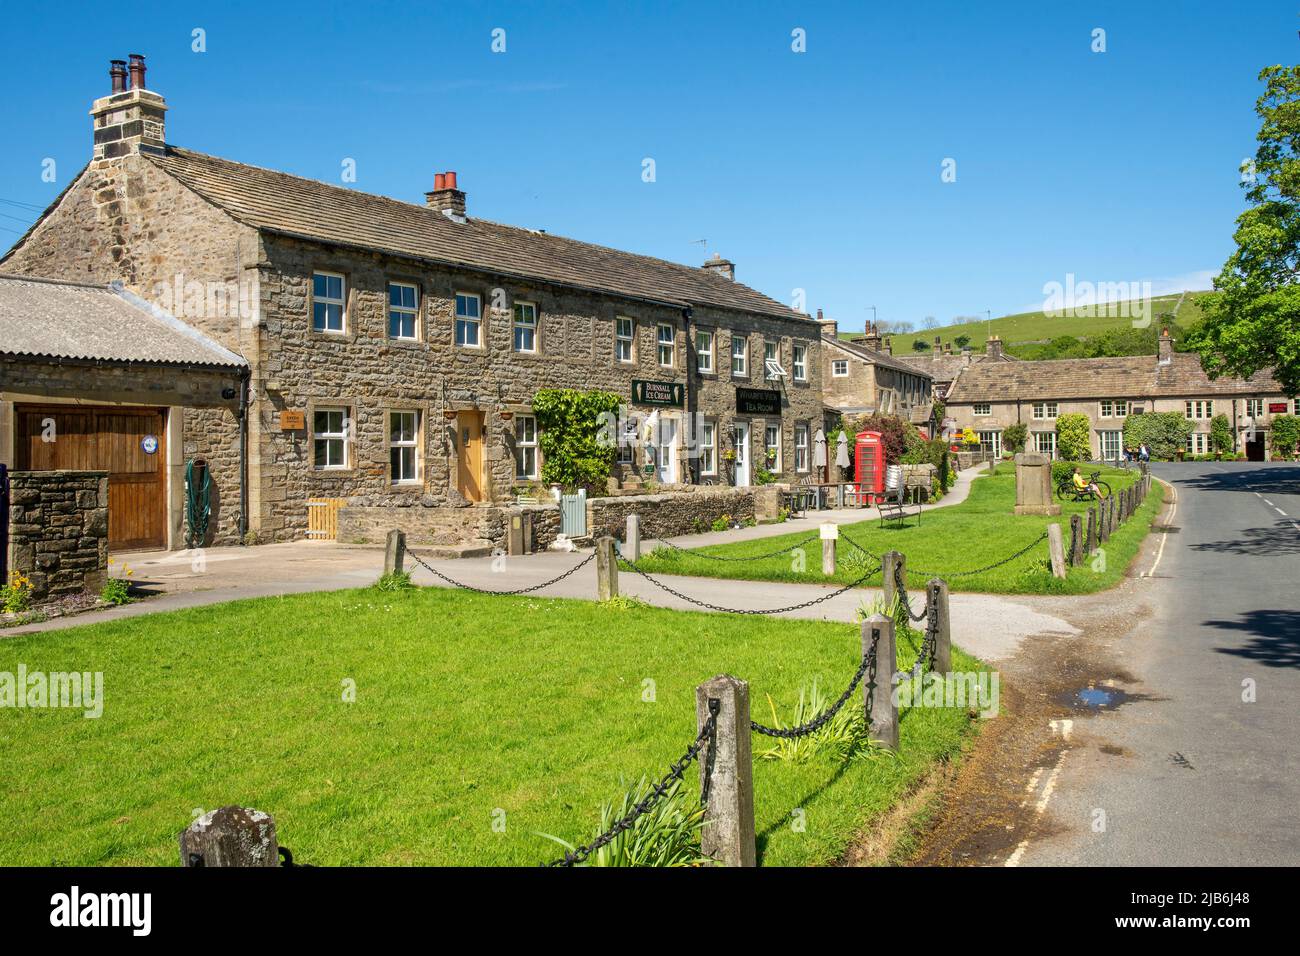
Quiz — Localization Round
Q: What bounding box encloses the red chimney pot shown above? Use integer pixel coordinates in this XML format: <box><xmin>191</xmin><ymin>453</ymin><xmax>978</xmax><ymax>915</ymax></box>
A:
<box><xmin>445</xmin><ymin>171</ymin><xmax>458</xmax><ymax>190</ymax></box>
<box><xmin>434</xmin><ymin>172</ymin><xmax>446</xmax><ymax>190</ymax></box>
<box><xmin>127</xmin><ymin>53</ymin><xmax>146</xmax><ymax>91</ymax></box>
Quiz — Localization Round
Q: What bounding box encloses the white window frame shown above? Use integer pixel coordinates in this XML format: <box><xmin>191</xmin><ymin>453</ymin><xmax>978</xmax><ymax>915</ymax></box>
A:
<box><xmin>731</xmin><ymin>335</ymin><xmax>748</xmax><ymax>376</ymax></box>
<box><xmin>1099</xmin><ymin>429</ymin><xmax>1122</xmax><ymax>462</ymax></box>
<box><xmin>615</xmin><ymin>316</ymin><xmax>635</xmax><ymax>363</ymax></box>
<box><xmin>700</xmin><ymin>420</ymin><xmax>717</xmax><ymax>475</ymax></box>
<box><xmin>794</xmin><ymin>424</ymin><xmax>810</xmax><ymax>472</ymax></box>
<box><xmin>1033</xmin><ymin>430</ymin><xmax>1057</xmax><ymax>459</ymax></box>
<box><xmin>389</xmin><ymin>409</ymin><xmax>420</xmax><ymax>484</ymax></box>
<box><xmin>695</xmin><ymin>329</ymin><xmax>714</xmax><ymax>373</ymax></box>
<box><xmin>1186</xmin><ymin>432</ymin><xmax>1209</xmax><ymax>455</ymax></box>
<box><xmin>1246</xmin><ymin>398</ymin><xmax>1265</xmax><ymax>418</ymax></box>
<box><xmin>973</xmin><ymin>402</ymin><xmax>991</xmax><ymax>416</ymax></box>
<box><xmin>1032</xmin><ymin>401</ymin><xmax>1058</xmax><ymax>420</ymax></box>
<box><xmin>312</xmin><ymin>271</ymin><xmax>346</xmax><ymax>334</ymax></box>
<box><xmin>976</xmin><ymin>430</ymin><xmax>1001</xmax><ymax>458</ymax></box>
<box><xmin>387</xmin><ymin>281</ymin><xmax>418</xmax><ymax>340</ymax></box>
<box><xmin>455</xmin><ymin>292</ymin><xmax>482</xmax><ymax>348</ymax></box>
<box><xmin>657</xmin><ymin>322</ymin><xmax>674</xmax><ymax>368</ymax></box>
<box><xmin>1185</xmin><ymin>400</ymin><xmax>1213</xmax><ymax>420</ymax></box>
<box><xmin>832</xmin><ymin>359</ymin><xmax>848</xmax><ymax>378</ymax></box>
<box><xmin>764</xmin><ymin>341</ymin><xmax>786</xmax><ymax>380</ymax></box>
<box><xmin>513</xmin><ymin>301</ymin><xmax>538</xmax><ymax>353</ymax></box>
<box><xmin>313</xmin><ymin>407</ymin><xmax>349</xmax><ymax>470</ymax></box>
<box><xmin>764</xmin><ymin>423</ymin><xmax>781</xmax><ymax>472</ymax></box>
<box><xmin>792</xmin><ymin>344</ymin><xmax>807</xmax><ymax>382</ymax></box>
<box><xmin>515</xmin><ymin>414</ymin><xmax>539</xmax><ymax>480</ymax></box>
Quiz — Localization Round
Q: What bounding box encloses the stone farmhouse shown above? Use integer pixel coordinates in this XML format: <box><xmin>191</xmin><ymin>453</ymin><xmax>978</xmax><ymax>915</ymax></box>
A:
<box><xmin>817</xmin><ymin>316</ymin><xmax>934</xmax><ymax>430</ymax></box>
<box><xmin>895</xmin><ymin>334</ymin><xmax>1018</xmax><ymax>401</ymax></box>
<box><xmin>945</xmin><ymin>329</ymin><xmax>1292</xmax><ymax>461</ymax></box>
<box><xmin>0</xmin><ymin>57</ymin><xmax>827</xmax><ymax>550</ymax></box>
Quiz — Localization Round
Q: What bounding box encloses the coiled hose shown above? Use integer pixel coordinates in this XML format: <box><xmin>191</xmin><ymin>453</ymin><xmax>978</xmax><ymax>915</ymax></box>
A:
<box><xmin>185</xmin><ymin>458</ymin><xmax>212</xmax><ymax>549</ymax></box>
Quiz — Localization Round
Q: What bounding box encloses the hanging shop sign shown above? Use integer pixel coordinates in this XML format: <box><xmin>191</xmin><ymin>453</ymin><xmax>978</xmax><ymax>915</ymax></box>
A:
<box><xmin>632</xmin><ymin>379</ymin><xmax>684</xmax><ymax>408</ymax></box>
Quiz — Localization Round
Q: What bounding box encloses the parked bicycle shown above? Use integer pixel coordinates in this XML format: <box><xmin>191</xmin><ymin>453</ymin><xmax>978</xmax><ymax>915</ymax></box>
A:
<box><xmin>1055</xmin><ymin>468</ymin><xmax>1111</xmax><ymax>502</ymax></box>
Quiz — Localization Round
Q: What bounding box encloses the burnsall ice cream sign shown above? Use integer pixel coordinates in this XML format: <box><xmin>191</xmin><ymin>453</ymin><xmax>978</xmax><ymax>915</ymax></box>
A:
<box><xmin>631</xmin><ymin>379</ymin><xmax>684</xmax><ymax>408</ymax></box>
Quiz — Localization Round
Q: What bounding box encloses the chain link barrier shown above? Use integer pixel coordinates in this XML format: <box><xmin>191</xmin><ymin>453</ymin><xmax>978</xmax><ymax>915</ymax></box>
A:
<box><xmin>545</xmin><ymin>702</ymin><xmax>719</xmax><ymax>867</ymax></box>
<box><xmin>407</xmin><ymin>549</ymin><xmax>595</xmax><ymax>596</ymax></box>
<box><xmin>652</xmin><ymin>532</ymin><xmax>820</xmax><ymax>563</ymax></box>
<box><xmin>750</xmin><ymin>632</ymin><xmax>879</xmax><ymax>739</ymax></box>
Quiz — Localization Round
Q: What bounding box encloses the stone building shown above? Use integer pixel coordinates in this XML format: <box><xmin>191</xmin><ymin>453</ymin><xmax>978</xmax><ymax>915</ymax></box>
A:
<box><xmin>1</xmin><ymin>57</ymin><xmax>824</xmax><ymax>547</ymax></box>
<box><xmin>895</xmin><ymin>334</ymin><xmax>1018</xmax><ymax>401</ymax></box>
<box><xmin>817</xmin><ymin>315</ymin><xmax>934</xmax><ymax>428</ymax></box>
<box><xmin>944</xmin><ymin>330</ymin><xmax>1291</xmax><ymax>461</ymax></box>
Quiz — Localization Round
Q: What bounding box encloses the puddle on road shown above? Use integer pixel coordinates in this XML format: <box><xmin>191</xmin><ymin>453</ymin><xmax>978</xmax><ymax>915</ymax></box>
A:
<box><xmin>1061</xmin><ymin>685</ymin><xmax>1131</xmax><ymax>710</ymax></box>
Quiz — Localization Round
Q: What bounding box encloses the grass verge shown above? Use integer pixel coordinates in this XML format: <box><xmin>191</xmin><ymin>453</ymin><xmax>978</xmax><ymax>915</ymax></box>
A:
<box><xmin>0</xmin><ymin>587</ymin><xmax>979</xmax><ymax>866</ymax></box>
<box><xmin>634</xmin><ymin>464</ymin><xmax>1163</xmax><ymax>594</ymax></box>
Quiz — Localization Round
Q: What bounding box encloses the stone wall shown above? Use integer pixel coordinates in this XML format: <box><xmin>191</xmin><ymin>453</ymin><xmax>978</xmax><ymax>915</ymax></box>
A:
<box><xmin>588</xmin><ymin>487</ymin><xmax>756</xmax><ymax>541</ymax></box>
<box><xmin>6</xmin><ymin>470</ymin><xmax>109</xmax><ymax>602</ymax></box>
<box><xmin>336</xmin><ymin>502</ymin><xmax>562</xmax><ymax>552</ymax></box>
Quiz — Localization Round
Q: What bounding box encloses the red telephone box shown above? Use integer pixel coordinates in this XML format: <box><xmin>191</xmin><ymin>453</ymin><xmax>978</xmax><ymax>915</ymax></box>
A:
<box><xmin>855</xmin><ymin>431</ymin><xmax>884</xmax><ymax>501</ymax></box>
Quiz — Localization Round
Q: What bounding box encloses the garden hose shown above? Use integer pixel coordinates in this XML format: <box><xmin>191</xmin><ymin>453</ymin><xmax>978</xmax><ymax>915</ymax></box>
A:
<box><xmin>185</xmin><ymin>459</ymin><xmax>212</xmax><ymax>549</ymax></box>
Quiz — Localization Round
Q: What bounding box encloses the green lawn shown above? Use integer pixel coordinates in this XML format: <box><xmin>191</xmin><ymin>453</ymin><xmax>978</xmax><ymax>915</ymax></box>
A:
<box><xmin>634</xmin><ymin>464</ymin><xmax>1163</xmax><ymax>594</ymax></box>
<box><xmin>0</xmin><ymin>588</ymin><xmax>977</xmax><ymax>867</ymax></box>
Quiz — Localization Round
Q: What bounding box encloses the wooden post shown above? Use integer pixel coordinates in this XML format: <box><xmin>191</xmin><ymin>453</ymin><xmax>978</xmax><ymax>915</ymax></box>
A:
<box><xmin>384</xmin><ymin>529</ymin><xmax>406</xmax><ymax>575</ymax></box>
<box><xmin>863</xmin><ymin>614</ymin><xmax>899</xmax><ymax>750</ymax></box>
<box><xmin>1099</xmin><ymin>500</ymin><xmax>1111</xmax><ymax>543</ymax></box>
<box><xmin>882</xmin><ymin>550</ymin><xmax>904</xmax><ymax>610</ymax></box>
<box><xmin>180</xmin><ymin>806</ymin><xmax>279</xmax><ymax>867</ymax></box>
<box><xmin>1069</xmin><ymin>513</ymin><xmax>1083</xmax><ymax>566</ymax></box>
<box><xmin>1047</xmin><ymin>523</ymin><xmax>1067</xmax><ymax>579</ymax></box>
<box><xmin>625</xmin><ymin>514</ymin><xmax>641</xmax><ymax>562</ymax></box>
<box><xmin>820</xmin><ymin>522</ymin><xmax>837</xmax><ymax>576</ymax></box>
<box><xmin>1085</xmin><ymin>506</ymin><xmax>1097</xmax><ymax>555</ymax></box>
<box><xmin>928</xmin><ymin>579</ymin><xmax>951</xmax><ymax>673</ymax></box>
<box><xmin>596</xmin><ymin>535</ymin><xmax>618</xmax><ymax>600</ymax></box>
<box><xmin>696</xmin><ymin>675</ymin><xmax>756</xmax><ymax>867</ymax></box>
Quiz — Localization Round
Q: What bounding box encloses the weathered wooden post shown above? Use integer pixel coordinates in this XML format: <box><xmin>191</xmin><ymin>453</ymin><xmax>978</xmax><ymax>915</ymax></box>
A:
<box><xmin>625</xmin><ymin>514</ymin><xmax>641</xmax><ymax>562</ymax></box>
<box><xmin>695</xmin><ymin>675</ymin><xmax>756</xmax><ymax>867</ymax></box>
<box><xmin>1047</xmin><ymin>523</ymin><xmax>1068</xmax><ymax>579</ymax></box>
<box><xmin>384</xmin><ymin>529</ymin><xmax>406</xmax><ymax>575</ymax></box>
<box><xmin>180</xmin><ymin>806</ymin><xmax>279</xmax><ymax>867</ymax></box>
<box><xmin>1099</xmin><ymin>500</ymin><xmax>1111</xmax><ymax>543</ymax></box>
<box><xmin>863</xmin><ymin>613</ymin><xmax>899</xmax><ymax>750</ymax></box>
<box><xmin>820</xmin><ymin>521</ymin><xmax>837</xmax><ymax>576</ymax></box>
<box><xmin>882</xmin><ymin>550</ymin><xmax>904</xmax><ymax>610</ymax></box>
<box><xmin>596</xmin><ymin>535</ymin><xmax>618</xmax><ymax>600</ymax></box>
<box><xmin>1069</xmin><ymin>513</ymin><xmax>1083</xmax><ymax>566</ymax></box>
<box><xmin>1085</xmin><ymin>506</ymin><xmax>1097</xmax><ymax>555</ymax></box>
<box><xmin>928</xmin><ymin>579</ymin><xmax>951</xmax><ymax>673</ymax></box>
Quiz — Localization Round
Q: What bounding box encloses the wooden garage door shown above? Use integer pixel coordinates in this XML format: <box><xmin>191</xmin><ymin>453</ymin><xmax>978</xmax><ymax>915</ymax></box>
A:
<box><xmin>15</xmin><ymin>405</ymin><xmax>167</xmax><ymax>551</ymax></box>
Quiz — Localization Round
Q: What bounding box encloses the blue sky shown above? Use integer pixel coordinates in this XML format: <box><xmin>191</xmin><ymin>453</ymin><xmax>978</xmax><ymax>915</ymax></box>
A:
<box><xmin>0</xmin><ymin>0</ymin><xmax>1293</xmax><ymax>332</ymax></box>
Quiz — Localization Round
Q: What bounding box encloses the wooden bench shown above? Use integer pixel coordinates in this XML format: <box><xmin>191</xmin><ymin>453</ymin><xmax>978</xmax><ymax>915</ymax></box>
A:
<box><xmin>879</xmin><ymin>486</ymin><xmax>920</xmax><ymax>528</ymax></box>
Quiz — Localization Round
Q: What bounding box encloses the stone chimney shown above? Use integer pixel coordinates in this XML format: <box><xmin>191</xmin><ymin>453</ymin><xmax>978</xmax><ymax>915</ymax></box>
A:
<box><xmin>943</xmin><ymin>342</ymin><xmax>953</xmax><ymax>355</ymax></box>
<box><xmin>882</xmin><ymin>337</ymin><xmax>893</xmax><ymax>356</ymax></box>
<box><xmin>961</xmin><ymin>344</ymin><xmax>972</xmax><ymax>364</ymax></box>
<box><xmin>816</xmin><ymin>308</ymin><xmax>837</xmax><ymax>340</ymax></box>
<box><xmin>932</xmin><ymin>335</ymin><xmax>942</xmax><ymax>357</ymax></box>
<box><xmin>861</xmin><ymin>321</ymin><xmax>882</xmax><ymax>351</ymax></box>
<box><xmin>985</xmin><ymin>334</ymin><xmax>1004</xmax><ymax>359</ymax></box>
<box><xmin>1158</xmin><ymin>327</ymin><xmax>1174</xmax><ymax>365</ymax></box>
<box><xmin>425</xmin><ymin>170</ymin><xmax>467</xmax><ymax>221</ymax></box>
<box><xmin>90</xmin><ymin>54</ymin><xmax>167</xmax><ymax>159</ymax></box>
<box><xmin>702</xmin><ymin>252</ymin><xmax>735</xmax><ymax>281</ymax></box>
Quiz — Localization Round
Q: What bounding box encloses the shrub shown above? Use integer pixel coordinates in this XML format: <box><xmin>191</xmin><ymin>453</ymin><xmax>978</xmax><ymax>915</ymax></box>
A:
<box><xmin>845</xmin><ymin>413</ymin><xmax>914</xmax><ymax>465</ymax></box>
<box><xmin>1002</xmin><ymin>422</ymin><xmax>1028</xmax><ymax>454</ymax></box>
<box><xmin>1271</xmin><ymin>415</ymin><xmax>1300</xmax><ymax>460</ymax></box>
<box><xmin>1124</xmin><ymin>411</ymin><xmax>1194</xmax><ymax>461</ymax></box>
<box><xmin>532</xmin><ymin>388</ymin><xmax>623</xmax><ymax>492</ymax></box>
<box><xmin>711</xmin><ymin>514</ymin><xmax>732</xmax><ymax>532</ymax></box>
<box><xmin>1210</xmin><ymin>414</ymin><xmax>1234</xmax><ymax>455</ymax></box>
<box><xmin>2</xmin><ymin>571</ymin><xmax>34</xmax><ymax>614</ymax></box>
<box><xmin>1055</xmin><ymin>413</ymin><xmax>1092</xmax><ymax>461</ymax></box>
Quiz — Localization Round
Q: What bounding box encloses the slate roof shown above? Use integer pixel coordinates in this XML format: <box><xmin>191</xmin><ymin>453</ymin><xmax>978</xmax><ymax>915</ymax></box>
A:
<box><xmin>945</xmin><ymin>351</ymin><xmax>1281</xmax><ymax>402</ymax></box>
<box><xmin>823</xmin><ymin>335</ymin><xmax>933</xmax><ymax>380</ymax></box>
<box><xmin>141</xmin><ymin>146</ymin><xmax>810</xmax><ymax>323</ymax></box>
<box><xmin>894</xmin><ymin>350</ymin><xmax>1017</xmax><ymax>383</ymax></box>
<box><xmin>0</xmin><ymin>273</ymin><xmax>247</xmax><ymax>368</ymax></box>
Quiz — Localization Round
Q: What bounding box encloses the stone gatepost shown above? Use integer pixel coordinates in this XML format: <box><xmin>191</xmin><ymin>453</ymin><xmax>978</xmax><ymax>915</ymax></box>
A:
<box><xmin>1012</xmin><ymin>453</ymin><xmax>1060</xmax><ymax>516</ymax></box>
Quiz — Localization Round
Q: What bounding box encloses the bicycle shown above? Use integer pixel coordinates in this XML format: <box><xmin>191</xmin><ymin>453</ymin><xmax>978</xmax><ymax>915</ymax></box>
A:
<box><xmin>1055</xmin><ymin>469</ymin><xmax>1111</xmax><ymax>502</ymax></box>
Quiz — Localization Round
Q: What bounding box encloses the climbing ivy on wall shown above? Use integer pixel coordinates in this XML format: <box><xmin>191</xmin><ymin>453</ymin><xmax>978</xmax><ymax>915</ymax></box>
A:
<box><xmin>531</xmin><ymin>388</ymin><xmax>623</xmax><ymax>492</ymax></box>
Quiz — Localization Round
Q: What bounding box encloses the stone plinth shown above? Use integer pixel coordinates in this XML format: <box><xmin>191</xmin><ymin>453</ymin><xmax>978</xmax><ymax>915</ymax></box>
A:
<box><xmin>1013</xmin><ymin>452</ymin><xmax>1060</xmax><ymax>515</ymax></box>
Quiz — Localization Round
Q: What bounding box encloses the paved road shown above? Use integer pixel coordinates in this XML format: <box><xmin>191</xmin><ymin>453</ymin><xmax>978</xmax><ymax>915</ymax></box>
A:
<box><xmin>1018</xmin><ymin>461</ymin><xmax>1300</xmax><ymax>865</ymax></box>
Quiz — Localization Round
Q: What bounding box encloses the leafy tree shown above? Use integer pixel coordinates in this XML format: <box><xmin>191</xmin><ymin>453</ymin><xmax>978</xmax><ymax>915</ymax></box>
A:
<box><xmin>1270</xmin><ymin>414</ymin><xmax>1300</xmax><ymax>459</ymax></box>
<box><xmin>1055</xmin><ymin>413</ymin><xmax>1092</xmax><ymax>461</ymax></box>
<box><xmin>1002</xmin><ymin>422</ymin><xmax>1028</xmax><ymax>453</ymax></box>
<box><xmin>1186</xmin><ymin>66</ymin><xmax>1300</xmax><ymax>397</ymax></box>
<box><xmin>1123</xmin><ymin>411</ymin><xmax>1194</xmax><ymax>461</ymax></box>
<box><xmin>912</xmin><ymin>339</ymin><xmax>930</xmax><ymax>353</ymax></box>
<box><xmin>953</xmin><ymin>334</ymin><xmax>971</xmax><ymax>349</ymax></box>
<box><xmin>845</xmin><ymin>413</ymin><xmax>913</xmax><ymax>463</ymax></box>
<box><xmin>531</xmin><ymin>388</ymin><xmax>622</xmax><ymax>491</ymax></box>
<box><xmin>1209</xmin><ymin>413</ymin><xmax>1235</xmax><ymax>455</ymax></box>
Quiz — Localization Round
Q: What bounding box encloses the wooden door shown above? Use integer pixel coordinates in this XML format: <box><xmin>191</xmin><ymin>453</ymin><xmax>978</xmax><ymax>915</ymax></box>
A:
<box><xmin>456</xmin><ymin>411</ymin><xmax>485</xmax><ymax>502</ymax></box>
<box><xmin>15</xmin><ymin>405</ymin><xmax>167</xmax><ymax>551</ymax></box>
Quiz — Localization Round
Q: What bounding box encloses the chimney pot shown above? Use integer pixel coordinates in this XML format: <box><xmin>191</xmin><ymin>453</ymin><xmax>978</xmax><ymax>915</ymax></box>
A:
<box><xmin>445</xmin><ymin>170</ymin><xmax>458</xmax><ymax>189</ymax></box>
<box><xmin>128</xmin><ymin>53</ymin><xmax>146</xmax><ymax>91</ymax></box>
<box><xmin>434</xmin><ymin>172</ymin><xmax>446</xmax><ymax>190</ymax></box>
<box><xmin>109</xmin><ymin>59</ymin><xmax>128</xmax><ymax>93</ymax></box>
<box><xmin>425</xmin><ymin>171</ymin><xmax>467</xmax><ymax>219</ymax></box>
<box><xmin>701</xmin><ymin>253</ymin><xmax>735</xmax><ymax>281</ymax></box>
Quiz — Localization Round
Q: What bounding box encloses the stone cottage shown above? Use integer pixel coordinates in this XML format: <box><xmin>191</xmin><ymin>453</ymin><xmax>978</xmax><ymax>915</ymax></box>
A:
<box><xmin>1</xmin><ymin>56</ymin><xmax>825</xmax><ymax>547</ymax></box>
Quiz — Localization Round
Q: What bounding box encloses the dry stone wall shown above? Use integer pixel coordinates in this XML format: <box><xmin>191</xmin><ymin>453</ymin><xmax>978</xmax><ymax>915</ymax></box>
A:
<box><xmin>6</xmin><ymin>470</ymin><xmax>109</xmax><ymax>602</ymax></box>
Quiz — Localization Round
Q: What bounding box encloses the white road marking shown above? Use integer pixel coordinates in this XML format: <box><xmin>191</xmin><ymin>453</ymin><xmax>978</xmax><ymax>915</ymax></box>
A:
<box><xmin>1264</xmin><ymin>499</ymin><xmax>1274</xmax><ymax>507</ymax></box>
<box><xmin>1007</xmin><ymin>728</ymin><xmax>1072</xmax><ymax>866</ymax></box>
<box><xmin>1142</xmin><ymin>480</ymin><xmax>1177</xmax><ymax>578</ymax></box>
<box><xmin>1277</xmin><ymin>508</ymin><xmax>1288</xmax><ymax>516</ymax></box>
<box><xmin>1049</xmin><ymin>718</ymin><xmax>1074</xmax><ymax>741</ymax></box>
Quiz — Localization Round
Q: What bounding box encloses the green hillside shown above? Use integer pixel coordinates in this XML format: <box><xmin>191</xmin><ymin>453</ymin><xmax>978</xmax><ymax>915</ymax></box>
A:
<box><xmin>842</xmin><ymin>291</ymin><xmax>1210</xmax><ymax>360</ymax></box>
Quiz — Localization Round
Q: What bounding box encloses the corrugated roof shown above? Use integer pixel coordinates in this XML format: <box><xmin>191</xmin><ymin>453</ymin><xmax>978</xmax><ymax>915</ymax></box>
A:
<box><xmin>946</xmin><ymin>351</ymin><xmax>1280</xmax><ymax>402</ymax></box>
<box><xmin>142</xmin><ymin>146</ymin><xmax>810</xmax><ymax>323</ymax></box>
<box><xmin>0</xmin><ymin>273</ymin><xmax>247</xmax><ymax>368</ymax></box>
<box><xmin>824</xmin><ymin>335</ymin><xmax>933</xmax><ymax>379</ymax></box>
